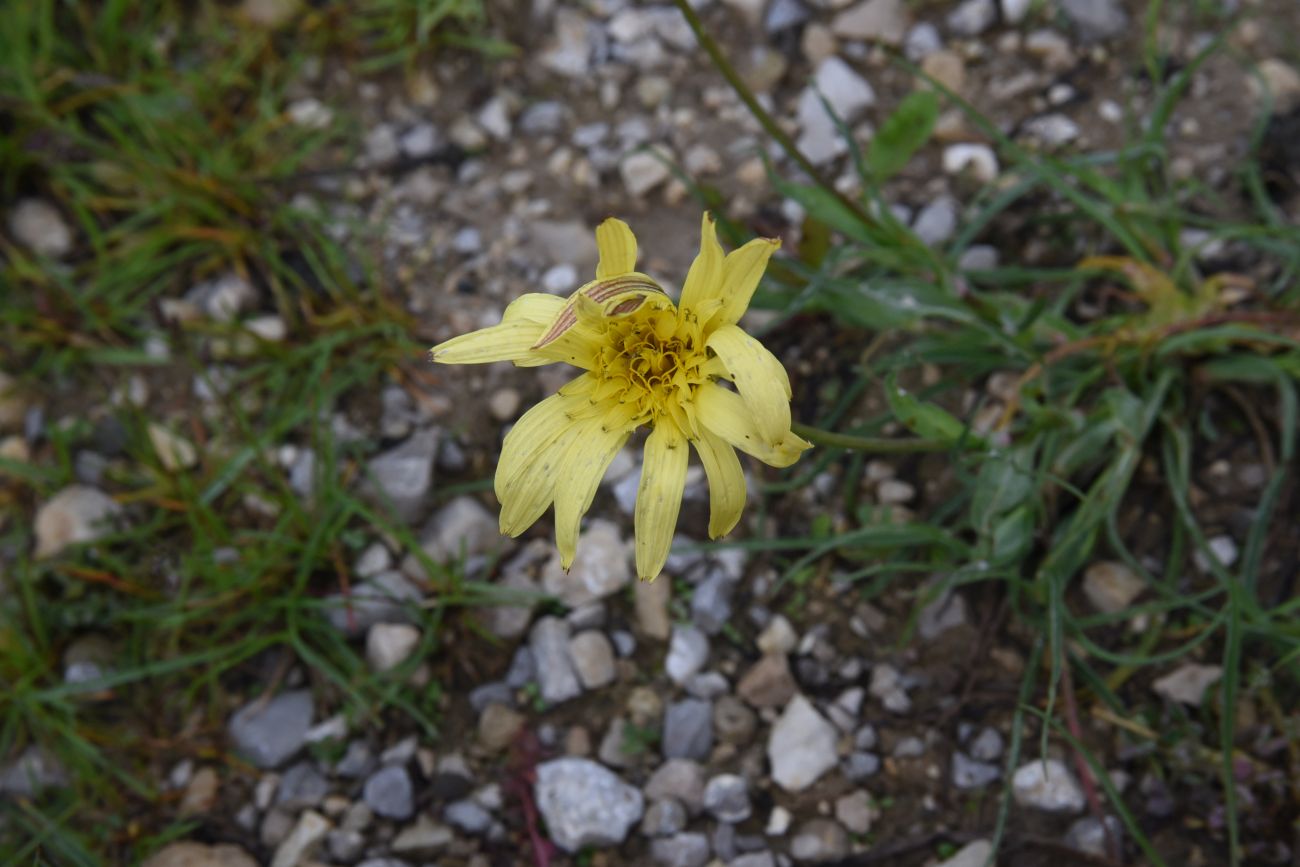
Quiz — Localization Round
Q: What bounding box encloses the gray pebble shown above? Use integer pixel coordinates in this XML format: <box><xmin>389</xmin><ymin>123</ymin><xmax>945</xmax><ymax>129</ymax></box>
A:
<box><xmin>363</xmin><ymin>765</ymin><xmax>415</xmax><ymax>820</ymax></box>
<box><xmin>662</xmin><ymin>699</ymin><xmax>714</xmax><ymax>760</ymax></box>
<box><xmin>651</xmin><ymin>832</ymin><xmax>711</xmax><ymax>867</ymax></box>
<box><xmin>642</xmin><ymin>798</ymin><xmax>688</xmax><ymax>837</ymax></box>
<box><xmin>444</xmin><ymin>798</ymin><xmax>493</xmax><ymax>834</ymax></box>
<box><xmin>703</xmin><ymin>774</ymin><xmax>751</xmax><ymax>823</ymax></box>
<box><xmin>228</xmin><ymin>690</ymin><xmax>314</xmax><ymax>769</ymax></box>
<box><xmin>952</xmin><ymin>751</ymin><xmax>1002</xmax><ymax>789</ymax></box>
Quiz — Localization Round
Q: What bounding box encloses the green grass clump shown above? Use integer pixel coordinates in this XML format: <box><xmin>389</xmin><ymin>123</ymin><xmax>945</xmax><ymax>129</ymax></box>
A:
<box><xmin>675</xmin><ymin>1</ymin><xmax>1300</xmax><ymax>863</ymax></box>
<box><xmin>0</xmin><ymin>0</ymin><xmax>503</xmax><ymax>860</ymax></box>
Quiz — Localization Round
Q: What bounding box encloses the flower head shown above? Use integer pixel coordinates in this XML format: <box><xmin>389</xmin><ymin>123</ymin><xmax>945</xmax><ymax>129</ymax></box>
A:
<box><xmin>430</xmin><ymin>214</ymin><xmax>811</xmax><ymax>580</ymax></box>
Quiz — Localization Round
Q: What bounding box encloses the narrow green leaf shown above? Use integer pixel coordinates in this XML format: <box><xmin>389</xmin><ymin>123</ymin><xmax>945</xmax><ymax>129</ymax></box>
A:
<box><xmin>868</xmin><ymin>89</ymin><xmax>940</xmax><ymax>182</ymax></box>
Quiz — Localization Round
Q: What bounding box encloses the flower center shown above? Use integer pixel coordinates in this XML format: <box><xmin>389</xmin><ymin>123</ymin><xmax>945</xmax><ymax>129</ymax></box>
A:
<box><xmin>593</xmin><ymin>306</ymin><xmax>708</xmax><ymax>431</ymax></box>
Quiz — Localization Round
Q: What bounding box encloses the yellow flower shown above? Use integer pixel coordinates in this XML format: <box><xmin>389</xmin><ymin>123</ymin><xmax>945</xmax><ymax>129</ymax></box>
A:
<box><xmin>430</xmin><ymin>214</ymin><xmax>811</xmax><ymax>580</ymax></box>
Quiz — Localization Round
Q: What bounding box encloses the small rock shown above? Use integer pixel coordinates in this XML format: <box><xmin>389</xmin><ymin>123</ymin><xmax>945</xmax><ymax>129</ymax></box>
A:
<box><xmin>831</xmin><ymin>0</ymin><xmax>909</xmax><ymax>44</ymax></box>
<box><xmin>1023</xmin><ymin>113</ymin><xmax>1081</xmax><ymax>147</ymax></box>
<box><xmin>34</xmin><ymin>485</ymin><xmax>122</xmax><ymax>559</ymax></box>
<box><xmin>148</xmin><ymin>424</ymin><xmax>198</xmax><ymax>471</ymax></box>
<box><xmin>1065</xmin><ymin>815</ymin><xmax>1123</xmax><ymax>856</ymax></box>
<box><xmin>692</xmin><ymin>573</ymin><xmax>735</xmax><ymax>635</ymax></box>
<box><xmin>366</xmin><ymin>623</ymin><xmax>420</xmax><ymax>672</ymax></box>
<box><xmin>1060</xmin><ymin>0</ymin><xmax>1128</xmax><ymax>41</ymax></box>
<box><xmin>946</xmin><ymin>0</ymin><xmax>996</xmax><ymax>35</ymax></box>
<box><xmin>326</xmin><ymin>829</ymin><xmax>365</xmax><ymax>862</ymax></box>
<box><xmin>542</xmin><ymin>519</ymin><xmax>632</xmax><ymax>605</ymax></box>
<box><xmin>737</xmin><ymin>653</ymin><xmax>797</xmax><ymax>709</ymax></box>
<box><xmin>713</xmin><ymin>695</ymin><xmax>758</xmax><ymax>745</ymax></box>
<box><xmin>790</xmin><ymin>819</ymin><xmax>849</xmax><ymax>861</ymax></box>
<box><xmin>913</xmin><ymin>196</ymin><xmax>959</xmax><ymax>246</ymax></box>
<box><xmin>918</xmin><ymin>589</ymin><xmax>968</xmax><ymax>640</ymax></box>
<box><xmin>519</xmin><ymin>101</ymin><xmax>568</xmax><ymax>134</ymax></box>
<box><xmin>142</xmin><ymin>843</ymin><xmax>258</xmax><ymax>867</ymax></box>
<box><xmin>1001</xmin><ymin>0</ymin><xmax>1032</xmax><ymax>23</ymax></box>
<box><xmin>270</xmin><ymin>809</ymin><xmax>330</xmax><ymax>867</ymax></box>
<box><xmin>621</xmin><ymin>149</ymin><xmax>673</xmax><ymax>198</ymax></box>
<box><xmin>1152</xmin><ymin>663</ymin><xmax>1223</xmax><ymax>706</ymax></box>
<box><xmin>1012</xmin><ymin>758</ymin><xmax>1086</xmax><ymax>813</ymax></box>
<box><xmin>541</xmin><ymin>8</ymin><xmax>593</xmax><ymax>78</ymax></box>
<box><xmin>644</xmin><ymin>759</ymin><xmax>706</xmax><ymax>814</ymax></box>
<box><xmin>834</xmin><ymin>790</ymin><xmax>877</xmax><ymax>834</ymax></box>
<box><xmin>542</xmin><ymin>264</ymin><xmax>578</xmax><ymax>294</ymax></box>
<box><xmin>398</xmin><ymin>122</ymin><xmax>439</xmax><ymax>159</ymax></box>
<box><xmin>969</xmin><ymin>727</ymin><xmax>1004</xmax><ymax>762</ymax></box>
<box><xmin>178</xmin><ymin>766</ymin><xmax>221</xmax><ymax>816</ymax></box>
<box><xmin>476</xmin><ymin>96</ymin><xmax>512</xmax><ymax>141</ymax></box>
<box><xmin>663</xmin><ymin>699</ymin><xmax>714</xmax><ymax>760</ymax></box>
<box><xmin>1082</xmin><ymin>561</ymin><xmax>1145</xmax><ymax>614</ymax></box>
<box><xmin>1252</xmin><ymin>59</ymin><xmax>1300</xmax><ymax>113</ymax></box>
<box><xmin>417</xmin><ymin>496</ymin><xmax>501</xmax><ymax>563</ymax></box>
<box><xmin>489</xmin><ymin>388</ymin><xmax>521</xmax><ymax>422</ymax></box>
<box><xmin>362</xmin><ymin>428</ymin><xmax>438</xmax><ymax>522</ymax></box>
<box><xmin>444</xmin><ymin>798</ymin><xmax>493</xmax><ymax>834</ymax></box>
<box><xmin>952</xmin><ymin>751</ymin><xmax>1001</xmax><ymax>789</ymax></box>
<box><xmin>228</xmin><ymin>690</ymin><xmax>314</xmax><ymax>769</ymax></box>
<box><xmin>636</xmin><ymin>575</ymin><xmax>673</xmax><ymax>639</ymax></box>
<box><xmin>479</xmin><ymin>703</ymin><xmax>525</xmax><ymax>752</ymax></box>
<box><xmin>1194</xmin><ymin>535</ymin><xmax>1239</xmax><ymax>571</ymax></box>
<box><xmin>324</xmin><ymin>570</ymin><xmax>422</xmax><ymax>637</ymax></box>
<box><xmin>651</xmin><ymin>832</ymin><xmax>711</xmax><ymax>867</ymax></box>
<box><xmin>904</xmin><ymin>22</ymin><xmax>942</xmax><ymax>59</ymax></box>
<box><xmin>731</xmin><ymin>854</ymin><xmax>777</xmax><ymax>867</ymax></box>
<box><xmin>534</xmin><ymin>758</ymin><xmax>645</xmax><ymax>852</ymax></box>
<box><xmin>943</xmin><ymin>144</ymin><xmax>999</xmax><ymax>183</ymax></box>
<box><xmin>276</xmin><ymin>761</ymin><xmax>329</xmax><ymax>811</ymax></box>
<box><xmin>667</xmin><ymin>625</ymin><xmax>711</xmax><ymax>685</ymax></box>
<box><xmin>364</xmin><ymin>765</ymin><xmax>415</xmax><ymax>820</ymax></box>
<box><xmin>756</xmin><ymin>615</ymin><xmax>797</xmax><ymax>655</ymax></box>
<box><xmin>765</xmin><ymin>0</ymin><xmax>810</xmax><ymax>33</ymax></box>
<box><xmin>391</xmin><ymin>816</ymin><xmax>454</xmax><ymax>855</ymax></box>
<box><xmin>768</xmin><ymin>695</ymin><xmax>838</xmax><ymax>792</ymax></box>
<box><xmin>893</xmin><ymin>735</ymin><xmax>925</xmax><ymax>758</ymax></box>
<box><xmin>703</xmin><ymin>774</ymin><xmax>751</xmax><ymax>823</ymax></box>
<box><xmin>530</xmin><ymin>617</ymin><xmax>583</xmax><ymax>705</ymax></box>
<box><xmin>9</xmin><ymin>199</ymin><xmax>72</xmax><ymax>259</ymax></box>
<box><xmin>937</xmin><ymin>840</ymin><xmax>994</xmax><ymax>867</ymax></box>
<box><xmin>569</xmin><ymin>631</ymin><xmax>617</xmax><ymax>689</ymax></box>
<box><xmin>0</xmin><ymin>747</ymin><xmax>67</xmax><ymax>797</ymax></box>
<box><xmin>810</xmin><ymin>56</ymin><xmax>876</xmax><ymax>121</ymax></box>
<box><xmin>642</xmin><ymin>798</ymin><xmax>689</xmax><ymax>837</ymax></box>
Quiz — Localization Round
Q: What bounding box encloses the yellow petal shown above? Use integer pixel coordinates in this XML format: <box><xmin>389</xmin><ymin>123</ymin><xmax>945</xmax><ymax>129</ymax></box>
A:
<box><xmin>429</xmin><ymin>320</ymin><xmax>547</xmax><ymax>365</ymax></box>
<box><xmin>694</xmin><ymin>382</ymin><xmax>811</xmax><ymax>468</ymax></box>
<box><xmin>504</xmin><ymin>292</ymin><xmax>566</xmax><ymax>324</ymax></box>
<box><xmin>498</xmin><ymin>419</ymin><xmax>592</xmax><ymax>536</ymax></box>
<box><xmin>678</xmin><ymin>212</ymin><xmax>725</xmax><ymax>314</ymax></box>
<box><xmin>693</xmin><ymin>429</ymin><xmax>746</xmax><ymax>539</ymax></box>
<box><xmin>635</xmin><ymin>423</ymin><xmax>689</xmax><ymax>581</ymax></box>
<box><xmin>554</xmin><ymin>422</ymin><xmax>631</xmax><ymax>568</ymax></box>
<box><xmin>496</xmin><ymin>387</ymin><xmax>590</xmax><ymax>504</ymax></box>
<box><xmin>717</xmin><ymin>237</ymin><xmax>781</xmax><ymax>326</ymax></box>
<box><xmin>595</xmin><ymin>218</ymin><xmax>638</xmax><ymax>279</ymax></box>
<box><xmin>705</xmin><ymin>324</ymin><xmax>792</xmax><ymax>444</ymax></box>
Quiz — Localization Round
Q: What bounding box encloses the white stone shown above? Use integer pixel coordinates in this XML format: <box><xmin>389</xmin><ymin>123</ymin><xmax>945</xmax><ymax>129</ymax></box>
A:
<box><xmin>766</xmin><ymin>805</ymin><xmax>793</xmax><ymax>835</ymax></box>
<box><xmin>34</xmin><ymin>485</ymin><xmax>122</xmax><ymax>559</ymax></box>
<box><xmin>1023</xmin><ymin>113</ymin><xmax>1081</xmax><ymax>147</ymax></box>
<box><xmin>399</xmin><ymin>123</ymin><xmax>439</xmax><ymax>159</ymax></box>
<box><xmin>488</xmin><ymin>388</ymin><xmax>521</xmax><ymax>422</ymax></box>
<box><xmin>666</xmin><ymin>625</ymin><xmax>711</xmax><ymax>685</ymax></box>
<box><xmin>831</xmin><ymin>0</ymin><xmax>909</xmax><ymax>45</ymax></box>
<box><xmin>1194</xmin><ymin>535</ymin><xmax>1239</xmax><ymax>572</ymax></box>
<box><xmin>542</xmin><ymin>263</ymin><xmax>578</xmax><ymax>294</ymax></box>
<box><xmin>148</xmin><ymin>423</ymin><xmax>198</xmax><ymax>471</ymax></box>
<box><xmin>1082</xmin><ymin>561</ymin><xmax>1145</xmax><ymax>614</ymax></box>
<box><xmin>811</xmin><ymin>56</ymin><xmax>876</xmax><ymax>122</ymax></box>
<box><xmin>9</xmin><ymin>199</ymin><xmax>72</xmax><ymax>259</ymax></box>
<box><xmin>541</xmin><ymin>8</ymin><xmax>592</xmax><ymax>78</ymax></box>
<box><xmin>947</xmin><ymin>0</ymin><xmax>996</xmax><ymax>36</ymax></box>
<box><xmin>366</xmin><ymin>623</ymin><xmax>421</xmax><ymax>672</ymax></box>
<box><xmin>1011</xmin><ymin>758</ymin><xmax>1086</xmax><ymax>813</ymax></box>
<box><xmin>530</xmin><ymin>616</ymin><xmax>583</xmax><ymax>704</ymax></box>
<box><xmin>541</xmin><ymin>519</ymin><xmax>632</xmax><ymax>606</ymax></box>
<box><xmin>534</xmin><ymin>758</ymin><xmax>644</xmax><ymax>852</ymax></box>
<box><xmin>768</xmin><ymin>695</ymin><xmax>838</xmax><ymax>792</ymax></box>
<box><xmin>938</xmin><ymin>839</ymin><xmax>994</xmax><ymax>867</ymax></box>
<box><xmin>476</xmin><ymin>97</ymin><xmax>512</xmax><ymax>141</ymax></box>
<box><xmin>1152</xmin><ymin>663</ymin><xmax>1223</xmax><ymax>706</ymax></box>
<box><xmin>756</xmin><ymin>615</ymin><xmax>798</xmax><ymax>655</ymax></box>
<box><xmin>270</xmin><ymin>809</ymin><xmax>331</xmax><ymax>867</ymax></box>
<box><xmin>1000</xmin><ymin>0</ymin><xmax>1032</xmax><ymax>24</ymax></box>
<box><xmin>287</xmin><ymin>98</ymin><xmax>333</xmax><ymax>129</ymax></box>
<box><xmin>942</xmin><ymin>144</ymin><xmax>1000</xmax><ymax>183</ymax></box>
<box><xmin>620</xmin><ymin>148</ymin><xmax>673</xmax><ymax>198</ymax></box>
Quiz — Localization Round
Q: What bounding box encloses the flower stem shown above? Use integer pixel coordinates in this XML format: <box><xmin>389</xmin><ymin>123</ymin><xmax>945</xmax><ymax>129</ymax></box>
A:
<box><xmin>791</xmin><ymin>422</ymin><xmax>952</xmax><ymax>453</ymax></box>
<box><xmin>671</xmin><ymin>0</ymin><xmax>884</xmax><ymax>236</ymax></box>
